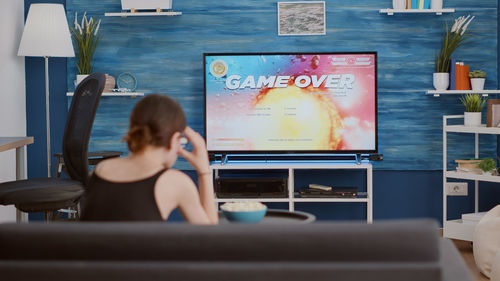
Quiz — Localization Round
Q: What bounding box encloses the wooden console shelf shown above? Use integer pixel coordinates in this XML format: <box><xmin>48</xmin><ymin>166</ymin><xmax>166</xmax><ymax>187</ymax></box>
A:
<box><xmin>210</xmin><ymin>161</ymin><xmax>373</xmax><ymax>223</ymax></box>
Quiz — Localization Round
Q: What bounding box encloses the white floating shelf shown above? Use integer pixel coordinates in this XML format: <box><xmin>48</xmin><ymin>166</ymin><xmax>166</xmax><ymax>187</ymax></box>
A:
<box><xmin>445</xmin><ymin>124</ymin><xmax>500</xmax><ymax>135</ymax></box>
<box><xmin>67</xmin><ymin>92</ymin><xmax>145</xmax><ymax>97</ymax></box>
<box><xmin>427</xmin><ymin>90</ymin><xmax>500</xmax><ymax>97</ymax></box>
<box><xmin>445</xmin><ymin>170</ymin><xmax>500</xmax><ymax>183</ymax></box>
<box><xmin>380</xmin><ymin>8</ymin><xmax>455</xmax><ymax>15</ymax></box>
<box><xmin>105</xmin><ymin>11</ymin><xmax>181</xmax><ymax>17</ymax></box>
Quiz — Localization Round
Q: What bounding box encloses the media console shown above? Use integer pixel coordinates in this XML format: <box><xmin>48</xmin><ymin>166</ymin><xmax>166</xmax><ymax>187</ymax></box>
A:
<box><xmin>210</xmin><ymin>161</ymin><xmax>373</xmax><ymax>223</ymax></box>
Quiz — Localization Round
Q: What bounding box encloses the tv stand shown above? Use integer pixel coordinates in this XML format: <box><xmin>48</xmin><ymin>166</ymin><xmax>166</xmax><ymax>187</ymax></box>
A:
<box><xmin>212</xmin><ymin>154</ymin><xmax>375</xmax><ymax>164</ymax></box>
<box><xmin>210</xmin><ymin>161</ymin><xmax>373</xmax><ymax>223</ymax></box>
<box><xmin>356</xmin><ymin>153</ymin><xmax>362</xmax><ymax>165</ymax></box>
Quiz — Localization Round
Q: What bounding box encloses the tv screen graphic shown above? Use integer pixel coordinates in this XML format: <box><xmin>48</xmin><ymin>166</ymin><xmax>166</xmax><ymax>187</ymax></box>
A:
<box><xmin>204</xmin><ymin>52</ymin><xmax>377</xmax><ymax>154</ymax></box>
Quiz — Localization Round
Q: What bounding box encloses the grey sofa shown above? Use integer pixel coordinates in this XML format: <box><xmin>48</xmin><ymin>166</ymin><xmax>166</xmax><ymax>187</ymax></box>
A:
<box><xmin>0</xmin><ymin>219</ymin><xmax>472</xmax><ymax>281</ymax></box>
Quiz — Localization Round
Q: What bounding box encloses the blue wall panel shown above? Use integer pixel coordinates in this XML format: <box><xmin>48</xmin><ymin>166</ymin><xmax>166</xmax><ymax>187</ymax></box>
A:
<box><xmin>23</xmin><ymin>0</ymin><xmax>500</xmax><ymax>221</ymax></box>
<box><xmin>66</xmin><ymin>0</ymin><xmax>498</xmax><ymax>170</ymax></box>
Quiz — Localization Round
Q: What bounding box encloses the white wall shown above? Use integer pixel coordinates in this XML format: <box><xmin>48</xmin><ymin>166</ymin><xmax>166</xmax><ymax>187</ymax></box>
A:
<box><xmin>0</xmin><ymin>0</ymin><xmax>26</xmax><ymax>222</ymax></box>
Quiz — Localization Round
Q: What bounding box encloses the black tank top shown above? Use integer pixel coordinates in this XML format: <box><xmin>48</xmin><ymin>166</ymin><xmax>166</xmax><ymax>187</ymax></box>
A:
<box><xmin>80</xmin><ymin>168</ymin><xmax>168</xmax><ymax>221</ymax></box>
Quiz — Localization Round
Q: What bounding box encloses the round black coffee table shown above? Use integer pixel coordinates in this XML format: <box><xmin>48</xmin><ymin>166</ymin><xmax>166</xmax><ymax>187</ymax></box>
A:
<box><xmin>218</xmin><ymin>209</ymin><xmax>315</xmax><ymax>224</ymax></box>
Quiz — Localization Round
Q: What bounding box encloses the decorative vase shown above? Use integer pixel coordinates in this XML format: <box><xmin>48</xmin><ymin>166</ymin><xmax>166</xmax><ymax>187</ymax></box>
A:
<box><xmin>433</xmin><ymin>73</ymin><xmax>449</xmax><ymax>90</ymax></box>
<box><xmin>431</xmin><ymin>0</ymin><xmax>443</xmax><ymax>9</ymax></box>
<box><xmin>464</xmin><ymin>112</ymin><xmax>482</xmax><ymax>127</ymax></box>
<box><xmin>104</xmin><ymin>74</ymin><xmax>116</xmax><ymax>92</ymax></box>
<box><xmin>392</xmin><ymin>0</ymin><xmax>406</xmax><ymax>9</ymax></box>
<box><xmin>471</xmin><ymin>78</ymin><xmax>485</xmax><ymax>91</ymax></box>
<box><xmin>76</xmin><ymin>74</ymin><xmax>89</xmax><ymax>86</ymax></box>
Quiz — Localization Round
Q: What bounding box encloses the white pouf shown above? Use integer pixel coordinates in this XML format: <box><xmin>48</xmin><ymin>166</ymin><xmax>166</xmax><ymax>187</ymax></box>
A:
<box><xmin>473</xmin><ymin>205</ymin><xmax>500</xmax><ymax>278</ymax></box>
<box><xmin>492</xmin><ymin>252</ymin><xmax>500</xmax><ymax>281</ymax></box>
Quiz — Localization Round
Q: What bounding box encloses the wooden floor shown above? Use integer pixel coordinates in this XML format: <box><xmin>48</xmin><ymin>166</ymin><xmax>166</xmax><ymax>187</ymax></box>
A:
<box><xmin>452</xmin><ymin>239</ymin><xmax>489</xmax><ymax>281</ymax></box>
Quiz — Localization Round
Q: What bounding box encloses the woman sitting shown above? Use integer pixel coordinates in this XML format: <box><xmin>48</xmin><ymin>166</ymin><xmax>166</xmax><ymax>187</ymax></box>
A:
<box><xmin>81</xmin><ymin>94</ymin><xmax>218</xmax><ymax>224</ymax></box>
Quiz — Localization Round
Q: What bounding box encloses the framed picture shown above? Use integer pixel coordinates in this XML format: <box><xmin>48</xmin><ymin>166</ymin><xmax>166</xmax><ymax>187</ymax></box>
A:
<box><xmin>278</xmin><ymin>1</ymin><xmax>326</xmax><ymax>36</ymax></box>
<box><xmin>487</xmin><ymin>99</ymin><xmax>500</xmax><ymax>127</ymax></box>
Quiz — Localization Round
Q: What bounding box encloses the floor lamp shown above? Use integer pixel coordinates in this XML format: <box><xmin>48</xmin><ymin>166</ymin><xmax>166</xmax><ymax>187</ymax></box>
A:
<box><xmin>18</xmin><ymin>4</ymin><xmax>75</xmax><ymax>177</ymax></box>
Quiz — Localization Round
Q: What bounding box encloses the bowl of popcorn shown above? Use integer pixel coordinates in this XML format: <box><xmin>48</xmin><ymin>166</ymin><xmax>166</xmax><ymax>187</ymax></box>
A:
<box><xmin>220</xmin><ymin>202</ymin><xmax>267</xmax><ymax>223</ymax></box>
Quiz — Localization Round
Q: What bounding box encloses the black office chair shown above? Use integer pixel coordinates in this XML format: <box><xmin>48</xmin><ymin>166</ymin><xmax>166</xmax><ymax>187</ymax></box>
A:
<box><xmin>53</xmin><ymin>151</ymin><xmax>122</xmax><ymax>178</ymax></box>
<box><xmin>0</xmin><ymin>73</ymin><xmax>106</xmax><ymax>221</ymax></box>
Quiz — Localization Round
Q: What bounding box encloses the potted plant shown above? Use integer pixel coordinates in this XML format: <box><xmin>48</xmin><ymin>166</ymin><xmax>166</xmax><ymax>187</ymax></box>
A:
<box><xmin>434</xmin><ymin>15</ymin><xmax>474</xmax><ymax>90</ymax></box>
<box><xmin>460</xmin><ymin>94</ymin><xmax>486</xmax><ymax>126</ymax></box>
<box><xmin>469</xmin><ymin>70</ymin><xmax>486</xmax><ymax>91</ymax></box>
<box><xmin>479</xmin><ymin>158</ymin><xmax>496</xmax><ymax>175</ymax></box>
<box><xmin>70</xmin><ymin>12</ymin><xmax>101</xmax><ymax>85</ymax></box>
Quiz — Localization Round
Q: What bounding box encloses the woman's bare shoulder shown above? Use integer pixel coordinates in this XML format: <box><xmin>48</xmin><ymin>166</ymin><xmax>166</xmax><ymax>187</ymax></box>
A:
<box><xmin>94</xmin><ymin>157</ymin><xmax>128</xmax><ymax>175</ymax></box>
<box><xmin>158</xmin><ymin>169</ymin><xmax>195</xmax><ymax>187</ymax></box>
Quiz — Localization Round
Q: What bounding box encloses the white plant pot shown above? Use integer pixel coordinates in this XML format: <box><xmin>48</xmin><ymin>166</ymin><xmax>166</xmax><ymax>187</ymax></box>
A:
<box><xmin>484</xmin><ymin>170</ymin><xmax>496</xmax><ymax>176</ymax></box>
<box><xmin>392</xmin><ymin>0</ymin><xmax>406</xmax><ymax>9</ymax></box>
<box><xmin>471</xmin><ymin>78</ymin><xmax>485</xmax><ymax>91</ymax></box>
<box><xmin>433</xmin><ymin>73</ymin><xmax>449</xmax><ymax>90</ymax></box>
<box><xmin>75</xmin><ymin>74</ymin><xmax>89</xmax><ymax>86</ymax></box>
<box><xmin>431</xmin><ymin>0</ymin><xmax>443</xmax><ymax>9</ymax></box>
<box><xmin>464</xmin><ymin>112</ymin><xmax>482</xmax><ymax>127</ymax></box>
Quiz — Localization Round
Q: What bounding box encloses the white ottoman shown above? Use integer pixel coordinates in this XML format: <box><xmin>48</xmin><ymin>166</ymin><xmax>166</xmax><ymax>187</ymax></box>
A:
<box><xmin>473</xmin><ymin>205</ymin><xmax>500</xmax><ymax>278</ymax></box>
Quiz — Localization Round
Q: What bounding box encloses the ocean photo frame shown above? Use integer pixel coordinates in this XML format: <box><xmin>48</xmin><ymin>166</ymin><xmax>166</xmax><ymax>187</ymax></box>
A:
<box><xmin>278</xmin><ymin>1</ymin><xmax>326</xmax><ymax>36</ymax></box>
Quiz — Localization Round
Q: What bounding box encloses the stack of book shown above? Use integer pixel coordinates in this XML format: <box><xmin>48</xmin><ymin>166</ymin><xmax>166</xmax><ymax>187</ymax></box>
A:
<box><xmin>450</xmin><ymin>59</ymin><xmax>471</xmax><ymax>90</ymax></box>
<box><xmin>405</xmin><ymin>0</ymin><xmax>431</xmax><ymax>9</ymax></box>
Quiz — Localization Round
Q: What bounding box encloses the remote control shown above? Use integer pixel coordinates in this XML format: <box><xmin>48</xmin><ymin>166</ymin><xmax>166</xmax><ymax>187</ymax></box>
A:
<box><xmin>308</xmin><ymin>184</ymin><xmax>332</xmax><ymax>191</ymax></box>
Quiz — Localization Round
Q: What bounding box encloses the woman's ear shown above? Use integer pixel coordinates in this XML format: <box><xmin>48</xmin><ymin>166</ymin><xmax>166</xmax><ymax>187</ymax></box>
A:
<box><xmin>169</xmin><ymin>131</ymin><xmax>181</xmax><ymax>150</ymax></box>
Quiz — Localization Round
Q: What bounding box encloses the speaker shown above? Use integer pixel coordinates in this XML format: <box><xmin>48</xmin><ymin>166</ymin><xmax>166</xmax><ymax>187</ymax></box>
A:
<box><xmin>216</xmin><ymin>177</ymin><xmax>288</xmax><ymax>198</ymax></box>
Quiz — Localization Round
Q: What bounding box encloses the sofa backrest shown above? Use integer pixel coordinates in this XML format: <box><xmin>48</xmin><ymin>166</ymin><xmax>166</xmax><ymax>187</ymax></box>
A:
<box><xmin>0</xmin><ymin>219</ymin><xmax>439</xmax><ymax>263</ymax></box>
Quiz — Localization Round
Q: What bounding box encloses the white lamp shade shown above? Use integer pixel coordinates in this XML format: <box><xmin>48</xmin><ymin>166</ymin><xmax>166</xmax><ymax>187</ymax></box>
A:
<box><xmin>18</xmin><ymin>4</ymin><xmax>75</xmax><ymax>57</ymax></box>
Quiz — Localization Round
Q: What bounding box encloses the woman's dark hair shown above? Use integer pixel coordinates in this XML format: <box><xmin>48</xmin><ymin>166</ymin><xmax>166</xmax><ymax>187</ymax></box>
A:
<box><xmin>123</xmin><ymin>94</ymin><xmax>186</xmax><ymax>153</ymax></box>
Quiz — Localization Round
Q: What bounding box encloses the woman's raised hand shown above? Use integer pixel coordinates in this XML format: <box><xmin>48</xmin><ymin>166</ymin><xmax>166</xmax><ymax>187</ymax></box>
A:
<box><xmin>178</xmin><ymin>126</ymin><xmax>210</xmax><ymax>174</ymax></box>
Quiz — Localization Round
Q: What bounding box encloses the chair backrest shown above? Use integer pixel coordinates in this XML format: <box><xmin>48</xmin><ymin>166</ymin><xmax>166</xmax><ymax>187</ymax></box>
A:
<box><xmin>62</xmin><ymin>73</ymin><xmax>105</xmax><ymax>185</ymax></box>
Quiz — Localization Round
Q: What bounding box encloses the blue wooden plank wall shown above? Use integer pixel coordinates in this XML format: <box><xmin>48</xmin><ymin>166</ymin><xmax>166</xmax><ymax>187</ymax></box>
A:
<box><xmin>66</xmin><ymin>0</ymin><xmax>498</xmax><ymax>170</ymax></box>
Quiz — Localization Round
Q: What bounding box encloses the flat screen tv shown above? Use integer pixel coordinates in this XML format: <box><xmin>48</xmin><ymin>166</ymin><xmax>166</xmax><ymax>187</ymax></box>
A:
<box><xmin>204</xmin><ymin>52</ymin><xmax>377</xmax><ymax>157</ymax></box>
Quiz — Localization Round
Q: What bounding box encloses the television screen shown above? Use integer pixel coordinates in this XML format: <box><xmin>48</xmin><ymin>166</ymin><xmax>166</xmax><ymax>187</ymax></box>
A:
<box><xmin>204</xmin><ymin>52</ymin><xmax>377</xmax><ymax>155</ymax></box>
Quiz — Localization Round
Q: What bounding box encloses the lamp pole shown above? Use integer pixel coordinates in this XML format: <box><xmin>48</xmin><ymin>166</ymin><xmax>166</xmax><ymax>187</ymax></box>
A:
<box><xmin>44</xmin><ymin>56</ymin><xmax>51</xmax><ymax>177</ymax></box>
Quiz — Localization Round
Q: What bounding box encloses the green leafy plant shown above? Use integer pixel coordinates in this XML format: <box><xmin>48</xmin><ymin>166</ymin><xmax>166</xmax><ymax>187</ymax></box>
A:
<box><xmin>469</xmin><ymin>70</ymin><xmax>486</xmax><ymax>78</ymax></box>
<box><xmin>459</xmin><ymin>94</ymin><xmax>486</xmax><ymax>112</ymax></box>
<box><xmin>435</xmin><ymin>15</ymin><xmax>474</xmax><ymax>73</ymax></box>
<box><xmin>70</xmin><ymin>12</ymin><xmax>101</xmax><ymax>75</ymax></box>
<box><xmin>479</xmin><ymin>158</ymin><xmax>496</xmax><ymax>172</ymax></box>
